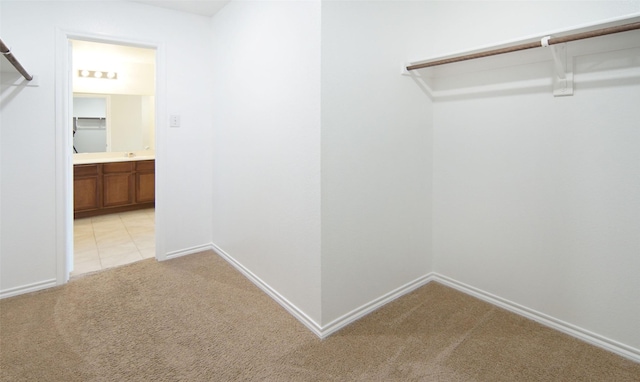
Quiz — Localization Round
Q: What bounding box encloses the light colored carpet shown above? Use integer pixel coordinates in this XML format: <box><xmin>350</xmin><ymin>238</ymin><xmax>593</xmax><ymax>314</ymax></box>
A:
<box><xmin>1</xmin><ymin>250</ymin><xmax>639</xmax><ymax>381</ymax></box>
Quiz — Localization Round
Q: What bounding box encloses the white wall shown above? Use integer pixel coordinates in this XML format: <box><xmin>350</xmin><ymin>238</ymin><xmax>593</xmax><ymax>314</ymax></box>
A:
<box><xmin>209</xmin><ymin>0</ymin><xmax>434</xmax><ymax>328</ymax></box>
<box><xmin>431</xmin><ymin>1</ymin><xmax>640</xmax><ymax>351</ymax></box>
<box><xmin>0</xmin><ymin>1</ymin><xmax>214</xmax><ymax>295</ymax></box>
<box><xmin>320</xmin><ymin>1</ymin><xmax>433</xmax><ymax>325</ymax></box>
<box><xmin>210</xmin><ymin>1</ymin><xmax>322</xmax><ymax>323</ymax></box>
<box><xmin>2</xmin><ymin>0</ymin><xmax>639</xmax><ymax>359</ymax></box>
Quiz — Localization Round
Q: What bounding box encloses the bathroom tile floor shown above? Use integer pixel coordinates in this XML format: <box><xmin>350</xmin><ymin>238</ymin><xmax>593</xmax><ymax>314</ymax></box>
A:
<box><xmin>72</xmin><ymin>208</ymin><xmax>155</xmax><ymax>277</ymax></box>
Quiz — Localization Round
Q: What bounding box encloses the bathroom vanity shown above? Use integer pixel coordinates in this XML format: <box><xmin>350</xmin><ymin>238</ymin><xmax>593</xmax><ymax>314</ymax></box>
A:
<box><xmin>73</xmin><ymin>152</ymin><xmax>155</xmax><ymax>218</ymax></box>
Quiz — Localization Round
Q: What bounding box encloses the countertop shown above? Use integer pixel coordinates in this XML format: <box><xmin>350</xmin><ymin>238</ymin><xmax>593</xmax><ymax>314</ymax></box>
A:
<box><xmin>73</xmin><ymin>151</ymin><xmax>155</xmax><ymax>165</ymax></box>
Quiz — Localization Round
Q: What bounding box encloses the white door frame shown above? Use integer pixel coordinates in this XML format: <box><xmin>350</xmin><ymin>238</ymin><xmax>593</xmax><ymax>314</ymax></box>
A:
<box><xmin>55</xmin><ymin>29</ymin><xmax>167</xmax><ymax>284</ymax></box>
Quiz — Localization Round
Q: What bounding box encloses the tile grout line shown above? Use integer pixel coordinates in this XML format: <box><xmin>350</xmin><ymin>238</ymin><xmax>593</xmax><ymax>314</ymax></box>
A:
<box><xmin>74</xmin><ymin>209</ymin><xmax>155</xmax><ymax>276</ymax></box>
<box><xmin>121</xmin><ymin>211</ymin><xmax>152</xmax><ymax>259</ymax></box>
<box><xmin>90</xmin><ymin>218</ymin><xmax>104</xmax><ymax>269</ymax></box>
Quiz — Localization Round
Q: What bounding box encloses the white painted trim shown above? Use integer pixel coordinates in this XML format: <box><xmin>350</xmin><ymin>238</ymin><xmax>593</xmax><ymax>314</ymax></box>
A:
<box><xmin>151</xmin><ymin>40</ymin><xmax>167</xmax><ymax>262</ymax></box>
<box><xmin>207</xmin><ymin>244</ymin><xmax>434</xmax><ymax>339</ymax></box>
<box><xmin>164</xmin><ymin>243</ymin><xmax>214</xmax><ymax>260</ymax></box>
<box><xmin>320</xmin><ymin>273</ymin><xmax>435</xmax><ymax>338</ymax></box>
<box><xmin>4</xmin><ymin>241</ymin><xmax>638</xmax><ymax>364</ymax></box>
<box><xmin>433</xmin><ymin>273</ymin><xmax>640</xmax><ymax>363</ymax></box>
<box><xmin>0</xmin><ymin>279</ymin><xmax>57</xmax><ymax>299</ymax></box>
<box><xmin>55</xmin><ymin>29</ymin><xmax>73</xmax><ymax>286</ymax></box>
<box><xmin>54</xmin><ymin>29</ymin><xmax>167</xmax><ymax>277</ymax></box>
<box><xmin>201</xmin><ymin>249</ymin><xmax>640</xmax><ymax>362</ymax></box>
<box><xmin>210</xmin><ymin>242</ymin><xmax>324</xmax><ymax>337</ymax></box>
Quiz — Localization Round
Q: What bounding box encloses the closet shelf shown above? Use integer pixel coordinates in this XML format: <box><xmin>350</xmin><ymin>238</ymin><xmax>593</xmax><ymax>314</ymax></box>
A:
<box><xmin>402</xmin><ymin>13</ymin><xmax>640</xmax><ymax>97</ymax></box>
<box><xmin>404</xmin><ymin>13</ymin><xmax>640</xmax><ymax>73</ymax></box>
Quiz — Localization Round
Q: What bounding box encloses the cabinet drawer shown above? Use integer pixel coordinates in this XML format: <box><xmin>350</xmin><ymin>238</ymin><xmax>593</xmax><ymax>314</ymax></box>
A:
<box><xmin>135</xmin><ymin>160</ymin><xmax>155</xmax><ymax>171</ymax></box>
<box><xmin>103</xmin><ymin>162</ymin><xmax>134</xmax><ymax>174</ymax></box>
<box><xmin>74</xmin><ymin>164</ymin><xmax>98</xmax><ymax>177</ymax></box>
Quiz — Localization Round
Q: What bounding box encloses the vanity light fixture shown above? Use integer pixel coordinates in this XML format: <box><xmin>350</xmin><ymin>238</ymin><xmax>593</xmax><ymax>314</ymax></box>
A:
<box><xmin>77</xmin><ymin>70</ymin><xmax>117</xmax><ymax>80</ymax></box>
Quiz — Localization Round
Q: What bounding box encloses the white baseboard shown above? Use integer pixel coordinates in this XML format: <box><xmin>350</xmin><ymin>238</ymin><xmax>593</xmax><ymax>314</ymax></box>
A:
<box><xmin>319</xmin><ymin>273</ymin><xmax>435</xmax><ymax>338</ymax></box>
<box><xmin>210</xmin><ymin>243</ymin><xmax>435</xmax><ymax>339</ymax></box>
<box><xmin>0</xmin><ymin>278</ymin><xmax>57</xmax><ymax>299</ymax></box>
<box><xmin>163</xmin><ymin>243</ymin><xmax>215</xmax><ymax>260</ymax></box>
<box><xmin>204</xmin><ymin>248</ymin><xmax>640</xmax><ymax>362</ymax></box>
<box><xmin>0</xmin><ymin>244</ymin><xmax>214</xmax><ymax>299</ymax></box>
<box><xmin>432</xmin><ymin>273</ymin><xmax>640</xmax><ymax>363</ymax></box>
<box><xmin>4</xmin><ymin>247</ymin><xmax>637</xmax><ymax>363</ymax></box>
<box><xmin>210</xmin><ymin>243</ymin><xmax>324</xmax><ymax>337</ymax></box>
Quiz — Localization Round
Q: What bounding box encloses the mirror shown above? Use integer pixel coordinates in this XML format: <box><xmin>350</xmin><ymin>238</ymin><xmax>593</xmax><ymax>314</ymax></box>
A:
<box><xmin>73</xmin><ymin>94</ymin><xmax>155</xmax><ymax>153</ymax></box>
<box><xmin>71</xmin><ymin>39</ymin><xmax>156</xmax><ymax>154</ymax></box>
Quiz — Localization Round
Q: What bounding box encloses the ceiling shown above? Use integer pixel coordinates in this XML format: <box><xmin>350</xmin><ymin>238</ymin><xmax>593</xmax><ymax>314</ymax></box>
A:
<box><xmin>131</xmin><ymin>0</ymin><xmax>231</xmax><ymax>17</ymax></box>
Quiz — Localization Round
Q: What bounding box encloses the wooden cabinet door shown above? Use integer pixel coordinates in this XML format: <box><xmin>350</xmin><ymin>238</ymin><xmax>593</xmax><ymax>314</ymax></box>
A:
<box><xmin>103</xmin><ymin>173</ymin><xmax>134</xmax><ymax>207</ymax></box>
<box><xmin>136</xmin><ymin>172</ymin><xmax>155</xmax><ymax>203</ymax></box>
<box><xmin>74</xmin><ymin>177</ymin><xmax>100</xmax><ymax>211</ymax></box>
<box><xmin>73</xmin><ymin>165</ymin><xmax>100</xmax><ymax>211</ymax></box>
<box><xmin>102</xmin><ymin>163</ymin><xmax>134</xmax><ymax>207</ymax></box>
<box><xmin>135</xmin><ymin>160</ymin><xmax>155</xmax><ymax>204</ymax></box>
<box><xmin>74</xmin><ymin>160</ymin><xmax>154</xmax><ymax>217</ymax></box>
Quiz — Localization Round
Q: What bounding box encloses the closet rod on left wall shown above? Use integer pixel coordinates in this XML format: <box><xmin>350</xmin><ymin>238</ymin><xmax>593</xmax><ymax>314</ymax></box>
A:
<box><xmin>0</xmin><ymin>37</ymin><xmax>33</xmax><ymax>81</ymax></box>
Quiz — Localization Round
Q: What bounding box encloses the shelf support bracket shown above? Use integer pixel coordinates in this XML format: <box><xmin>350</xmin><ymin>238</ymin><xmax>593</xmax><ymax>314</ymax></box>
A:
<box><xmin>546</xmin><ymin>40</ymin><xmax>573</xmax><ymax>97</ymax></box>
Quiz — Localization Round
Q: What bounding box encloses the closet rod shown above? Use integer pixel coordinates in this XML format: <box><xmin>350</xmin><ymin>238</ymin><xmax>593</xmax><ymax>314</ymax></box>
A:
<box><xmin>406</xmin><ymin>21</ymin><xmax>640</xmax><ymax>71</ymax></box>
<box><xmin>0</xmin><ymin>37</ymin><xmax>33</xmax><ymax>81</ymax></box>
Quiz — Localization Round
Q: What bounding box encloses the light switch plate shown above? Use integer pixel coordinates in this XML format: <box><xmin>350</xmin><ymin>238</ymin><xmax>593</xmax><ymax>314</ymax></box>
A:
<box><xmin>170</xmin><ymin>114</ymin><xmax>181</xmax><ymax>128</ymax></box>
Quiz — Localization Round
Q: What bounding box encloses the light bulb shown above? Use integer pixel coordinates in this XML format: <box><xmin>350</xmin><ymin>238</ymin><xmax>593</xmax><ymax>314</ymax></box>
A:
<box><xmin>80</xmin><ymin>70</ymin><xmax>90</xmax><ymax>77</ymax></box>
<box><xmin>93</xmin><ymin>71</ymin><xmax>103</xmax><ymax>78</ymax></box>
<box><xmin>106</xmin><ymin>71</ymin><xmax>116</xmax><ymax>79</ymax></box>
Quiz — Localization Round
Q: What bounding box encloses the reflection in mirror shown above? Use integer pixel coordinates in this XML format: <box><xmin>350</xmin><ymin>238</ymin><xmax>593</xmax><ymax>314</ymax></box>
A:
<box><xmin>73</xmin><ymin>95</ymin><xmax>107</xmax><ymax>153</ymax></box>
<box><xmin>73</xmin><ymin>94</ymin><xmax>155</xmax><ymax>153</ymax></box>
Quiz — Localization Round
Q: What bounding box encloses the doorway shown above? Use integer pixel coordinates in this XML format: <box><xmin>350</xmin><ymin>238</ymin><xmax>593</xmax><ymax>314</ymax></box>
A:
<box><xmin>67</xmin><ymin>38</ymin><xmax>158</xmax><ymax>277</ymax></box>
